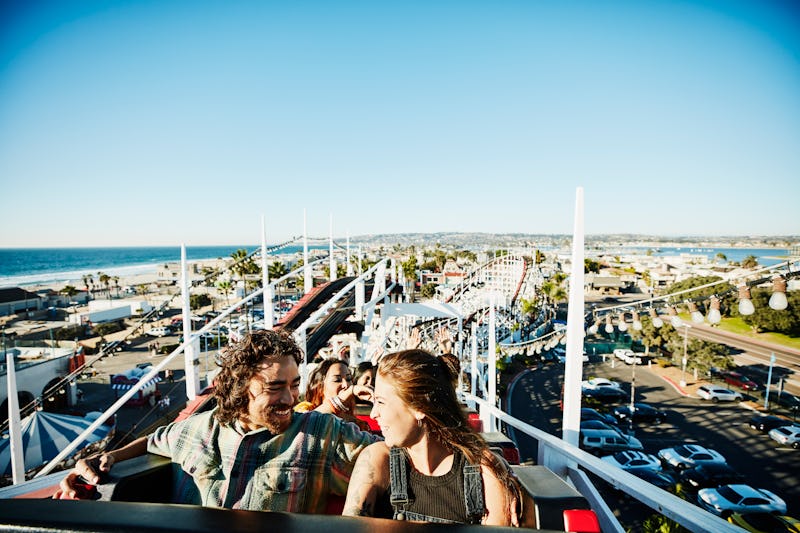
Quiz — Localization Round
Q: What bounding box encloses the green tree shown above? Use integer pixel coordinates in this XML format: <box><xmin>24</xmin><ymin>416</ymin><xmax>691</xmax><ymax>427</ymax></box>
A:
<box><xmin>190</xmin><ymin>293</ymin><xmax>212</xmax><ymax>310</ymax></box>
<box><xmin>420</xmin><ymin>283</ymin><xmax>437</xmax><ymax>299</ymax></box>
<box><xmin>112</xmin><ymin>276</ymin><xmax>120</xmax><ymax>297</ymax></box>
<box><xmin>268</xmin><ymin>261</ymin><xmax>288</xmax><ymax>280</ymax></box>
<box><xmin>535</xmin><ymin>249</ymin><xmax>545</xmax><ymax>264</ymax></box>
<box><xmin>741</xmin><ymin>287</ymin><xmax>800</xmax><ymax>335</ymax></box>
<box><xmin>584</xmin><ymin>258</ymin><xmax>601</xmax><ymax>273</ymax></box>
<box><xmin>401</xmin><ymin>255</ymin><xmax>418</xmax><ymax>282</ymax></box>
<box><xmin>715</xmin><ymin>252</ymin><xmax>728</xmax><ymax>263</ymax></box>
<box><xmin>641</xmin><ymin>513</ymin><xmax>688</xmax><ymax>533</ymax></box>
<box><xmin>216</xmin><ymin>280</ymin><xmax>233</xmax><ymax>306</ymax></box>
<box><xmin>98</xmin><ymin>272</ymin><xmax>111</xmax><ymax>298</ymax></box>
<box><xmin>741</xmin><ymin>255</ymin><xmax>758</xmax><ymax>269</ymax></box>
<box><xmin>60</xmin><ymin>285</ymin><xmax>78</xmax><ymax>298</ymax></box>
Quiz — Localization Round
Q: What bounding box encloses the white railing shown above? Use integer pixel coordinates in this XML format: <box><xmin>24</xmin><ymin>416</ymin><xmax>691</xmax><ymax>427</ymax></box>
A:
<box><xmin>464</xmin><ymin>393</ymin><xmax>743</xmax><ymax>533</ymax></box>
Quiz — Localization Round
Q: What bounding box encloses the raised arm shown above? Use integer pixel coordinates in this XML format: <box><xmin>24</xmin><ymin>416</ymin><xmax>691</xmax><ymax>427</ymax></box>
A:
<box><xmin>342</xmin><ymin>442</ymin><xmax>390</xmax><ymax>517</ymax></box>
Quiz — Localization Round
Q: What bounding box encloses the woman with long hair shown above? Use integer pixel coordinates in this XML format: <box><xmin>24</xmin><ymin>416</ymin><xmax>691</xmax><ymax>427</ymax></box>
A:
<box><xmin>295</xmin><ymin>358</ymin><xmax>371</xmax><ymax>430</ymax></box>
<box><xmin>342</xmin><ymin>349</ymin><xmax>519</xmax><ymax>525</ymax></box>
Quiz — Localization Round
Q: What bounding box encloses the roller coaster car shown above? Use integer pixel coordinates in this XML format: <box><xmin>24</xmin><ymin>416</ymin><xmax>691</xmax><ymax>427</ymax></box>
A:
<box><xmin>0</xmin><ymin>453</ymin><xmax>598</xmax><ymax>532</ymax></box>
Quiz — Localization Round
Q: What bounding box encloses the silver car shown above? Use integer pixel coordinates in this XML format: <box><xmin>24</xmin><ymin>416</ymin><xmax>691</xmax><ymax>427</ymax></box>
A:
<box><xmin>658</xmin><ymin>444</ymin><xmax>726</xmax><ymax>470</ymax></box>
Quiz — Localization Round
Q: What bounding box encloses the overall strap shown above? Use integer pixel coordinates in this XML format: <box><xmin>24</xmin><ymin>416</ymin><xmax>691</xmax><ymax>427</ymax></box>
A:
<box><xmin>389</xmin><ymin>447</ymin><xmax>409</xmax><ymax>520</ymax></box>
<box><xmin>462</xmin><ymin>462</ymin><xmax>485</xmax><ymax>524</ymax></box>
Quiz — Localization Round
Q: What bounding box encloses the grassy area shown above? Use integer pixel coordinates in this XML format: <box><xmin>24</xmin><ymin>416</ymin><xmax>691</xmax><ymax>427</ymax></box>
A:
<box><xmin>716</xmin><ymin>317</ymin><xmax>800</xmax><ymax>350</ymax></box>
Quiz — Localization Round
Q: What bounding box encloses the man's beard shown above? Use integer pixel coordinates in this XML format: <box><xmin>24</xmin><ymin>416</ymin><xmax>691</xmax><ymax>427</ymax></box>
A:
<box><xmin>262</xmin><ymin>403</ymin><xmax>294</xmax><ymax>433</ymax></box>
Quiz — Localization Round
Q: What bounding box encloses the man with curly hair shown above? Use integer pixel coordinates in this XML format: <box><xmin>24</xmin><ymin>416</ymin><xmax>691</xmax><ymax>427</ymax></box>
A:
<box><xmin>55</xmin><ymin>330</ymin><xmax>379</xmax><ymax>513</ymax></box>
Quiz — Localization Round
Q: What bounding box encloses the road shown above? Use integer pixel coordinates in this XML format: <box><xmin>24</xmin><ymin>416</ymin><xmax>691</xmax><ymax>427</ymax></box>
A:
<box><xmin>506</xmin><ymin>360</ymin><xmax>799</xmax><ymax>530</ymax></box>
<box><xmin>687</xmin><ymin>323</ymin><xmax>800</xmax><ymax>394</ymax></box>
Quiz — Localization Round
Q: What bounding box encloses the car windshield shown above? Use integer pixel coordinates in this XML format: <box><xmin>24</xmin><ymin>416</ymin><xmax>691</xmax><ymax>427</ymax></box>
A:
<box><xmin>716</xmin><ymin>486</ymin><xmax>743</xmax><ymax>503</ymax></box>
<box><xmin>673</xmin><ymin>445</ymin><xmax>693</xmax><ymax>456</ymax></box>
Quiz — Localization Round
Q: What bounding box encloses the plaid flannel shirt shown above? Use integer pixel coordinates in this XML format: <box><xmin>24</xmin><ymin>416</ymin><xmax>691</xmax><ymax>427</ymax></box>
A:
<box><xmin>147</xmin><ymin>407</ymin><xmax>379</xmax><ymax>512</ymax></box>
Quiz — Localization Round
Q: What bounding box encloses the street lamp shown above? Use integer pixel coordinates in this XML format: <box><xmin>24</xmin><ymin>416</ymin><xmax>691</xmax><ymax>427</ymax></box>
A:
<box><xmin>680</xmin><ymin>324</ymin><xmax>691</xmax><ymax>388</ymax></box>
<box><xmin>764</xmin><ymin>352</ymin><xmax>776</xmax><ymax>410</ymax></box>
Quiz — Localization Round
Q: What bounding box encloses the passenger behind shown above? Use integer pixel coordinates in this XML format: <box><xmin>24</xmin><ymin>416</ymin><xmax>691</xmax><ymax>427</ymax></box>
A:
<box><xmin>294</xmin><ymin>358</ymin><xmax>372</xmax><ymax>430</ymax></box>
<box><xmin>352</xmin><ymin>362</ymin><xmax>376</xmax><ymax>406</ymax></box>
<box><xmin>55</xmin><ymin>330</ymin><xmax>380</xmax><ymax>513</ymax></box>
<box><xmin>343</xmin><ymin>349</ymin><xmax>520</xmax><ymax>525</ymax></box>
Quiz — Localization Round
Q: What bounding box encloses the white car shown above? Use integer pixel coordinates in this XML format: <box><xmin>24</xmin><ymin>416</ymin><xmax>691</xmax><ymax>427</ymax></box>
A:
<box><xmin>696</xmin><ymin>385</ymin><xmax>742</xmax><ymax>403</ymax></box>
<box><xmin>623</xmin><ymin>352</ymin><xmax>645</xmax><ymax>365</ymax></box>
<box><xmin>613</xmin><ymin>348</ymin><xmax>634</xmax><ymax>361</ymax></box>
<box><xmin>697</xmin><ymin>484</ymin><xmax>786</xmax><ymax>517</ymax></box>
<box><xmin>768</xmin><ymin>425</ymin><xmax>800</xmax><ymax>449</ymax></box>
<box><xmin>146</xmin><ymin>326</ymin><xmax>172</xmax><ymax>337</ymax></box>
<box><xmin>658</xmin><ymin>444</ymin><xmax>726</xmax><ymax>470</ymax></box>
<box><xmin>581</xmin><ymin>378</ymin><xmax>622</xmax><ymax>390</ymax></box>
<box><xmin>601</xmin><ymin>451</ymin><xmax>661</xmax><ymax>472</ymax></box>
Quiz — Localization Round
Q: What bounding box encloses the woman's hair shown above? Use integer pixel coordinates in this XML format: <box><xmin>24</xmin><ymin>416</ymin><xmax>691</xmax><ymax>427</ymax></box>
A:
<box><xmin>353</xmin><ymin>361</ymin><xmax>375</xmax><ymax>385</ymax></box>
<box><xmin>304</xmin><ymin>358</ymin><xmax>348</xmax><ymax>408</ymax></box>
<box><xmin>377</xmin><ymin>349</ymin><xmax>520</xmax><ymax>511</ymax></box>
<box><xmin>214</xmin><ymin>329</ymin><xmax>302</xmax><ymax>425</ymax></box>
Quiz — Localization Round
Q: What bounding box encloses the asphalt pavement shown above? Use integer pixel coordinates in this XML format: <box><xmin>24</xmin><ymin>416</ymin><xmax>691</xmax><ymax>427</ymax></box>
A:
<box><xmin>505</xmin><ymin>359</ymin><xmax>800</xmax><ymax>530</ymax></box>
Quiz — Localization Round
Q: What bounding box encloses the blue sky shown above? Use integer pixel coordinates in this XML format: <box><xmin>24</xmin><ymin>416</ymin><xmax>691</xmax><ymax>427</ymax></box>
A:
<box><xmin>1</xmin><ymin>0</ymin><xmax>798</xmax><ymax>247</ymax></box>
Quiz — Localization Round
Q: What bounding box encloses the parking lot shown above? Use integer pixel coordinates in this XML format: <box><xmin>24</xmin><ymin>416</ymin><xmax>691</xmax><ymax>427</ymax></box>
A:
<box><xmin>506</xmin><ymin>358</ymin><xmax>800</xmax><ymax>527</ymax></box>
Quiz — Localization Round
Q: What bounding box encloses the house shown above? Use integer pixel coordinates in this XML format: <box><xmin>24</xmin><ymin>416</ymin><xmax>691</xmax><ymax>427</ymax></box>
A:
<box><xmin>0</xmin><ymin>288</ymin><xmax>45</xmax><ymax>317</ymax></box>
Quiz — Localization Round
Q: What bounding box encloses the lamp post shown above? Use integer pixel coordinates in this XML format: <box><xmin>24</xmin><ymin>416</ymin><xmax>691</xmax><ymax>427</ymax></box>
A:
<box><xmin>679</xmin><ymin>324</ymin><xmax>690</xmax><ymax>388</ymax></box>
<box><xmin>764</xmin><ymin>352</ymin><xmax>776</xmax><ymax>410</ymax></box>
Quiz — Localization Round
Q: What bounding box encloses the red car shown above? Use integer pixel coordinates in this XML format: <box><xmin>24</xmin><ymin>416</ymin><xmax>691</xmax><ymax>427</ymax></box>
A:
<box><xmin>723</xmin><ymin>371</ymin><xmax>760</xmax><ymax>391</ymax></box>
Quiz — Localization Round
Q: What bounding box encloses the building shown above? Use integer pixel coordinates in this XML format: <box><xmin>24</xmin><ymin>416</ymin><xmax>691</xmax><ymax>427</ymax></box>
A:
<box><xmin>0</xmin><ymin>288</ymin><xmax>44</xmax><ymax>317</ymax></box>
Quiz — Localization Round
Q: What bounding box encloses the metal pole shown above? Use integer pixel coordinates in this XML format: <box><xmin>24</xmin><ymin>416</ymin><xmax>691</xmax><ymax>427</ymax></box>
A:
<box><xmin>680</xmin><ymin>325</ymin><xmax>689</xmax><ymax>388</ymax></box>
<box><xmin>303</xmin><ymin>209</ymin><xmax>312</xmax><ymax>294</ymax></box>
<box><xmin>329</xmin><ymin>213</ymin><xmax>337</xmax><ymax>282</ymax></box>
<box><xmin>764</xmin><ymin>352</ymin><xmax>776</xmax><ymax>410</ymax></box>
<box><xmin>262</xmin><ymin>214</ymin><xmax>274</xmax><ymax>330</ymax></box>
<box><xmin>181</xmin><ymin>244</ymin><xmax>200</xmax><ymax>401</ymax></box>
<box><xmin>562</xmin><ymin>186</ymin><xmax>585</xmax><ymax>452</ymax></box>
<box><xmin>6</xmin><ymin>350</ymin><xmax>24</xmax><ymax>484</ymax></box>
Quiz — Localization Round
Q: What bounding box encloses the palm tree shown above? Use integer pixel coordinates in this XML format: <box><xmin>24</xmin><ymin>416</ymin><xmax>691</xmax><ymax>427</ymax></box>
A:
<box><xmin>112</xmin><ymin>276</ymin><xmax>120</xmax><ymax>298</ymax></box>
<box><xmin>98</xmin><ymin>272</ymin><xmax>111</xmax><ymax>298</ymax></box>
<box><xmin>216</xmin><ymin>280</ymin><xmax>233</xmax><ymax>307</ymax></box>
<box><xmin>230</xmin><ymin>249</ymin><xmax>260</xmax><ymax>296</ymax></box>
<box><xmin>60</xmin><ymin>285</ymin><xmax>78</xmax><ymax>298</ymax></box>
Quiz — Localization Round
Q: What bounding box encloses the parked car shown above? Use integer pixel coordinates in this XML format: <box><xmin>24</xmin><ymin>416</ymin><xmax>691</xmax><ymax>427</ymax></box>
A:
<box><xmin>696</xmin><ymin>385</ymin><xmax>742</xmax><ymax>403</ymax></box>
<box><xmin>583</xmin><ymin>387</ymin><xmax>628</xmax><ymax>405</ymax></box>
<box><xmin>581</xmin><ymin>407</ymin><xmax>618</xmax><ymax>425</ymax></box>
<box><xmin>580</xmin><ymin>429</ymin><xmax>643</xmax><ymax>455</ymax></box>
<box><xmin>697</xmin><ymin>484</ymin><xmax>786</xmax><ymax>517</ymax></box>
<box><xmin>658</xmin><ymin>444</ymin><xmax>726</xmax><ymax>470</ymax></box>
<box><xmin>580</xmin><ymin>420</ymin><xmax>623</xmax><ymax>434</ymax></box>
<box><xmin>763</xmin><ymin>391</ymin><xmax>800</xmax><ymax>411</ymax></box>
<box><xmin>601</xmin><ymin>451</ymin><xmax>661</xmax><ymax>472</ymax></box>
<box><xmin>728</xmin><ymin>512</ymin><xmax>800</xmax><ymax>533</ymax></box>
<box><xmin>723</xmin><ymin>371</ymin><xmax>761</xmax><ymax>391</ymax></box>
<box><xmin>678</xmin><ymin>463</ymin><xmax>745</xmax><ymax>491</ymax></box>
<box><xmin>768</xmin><ymin>425</ymin><xmax>800</xmax><ymax>449</ymax></box>
<box><xmin>613</xmin><ymin>348</ymin><xmax>634</xmax><ymax>361</ymax></box>
<box><xmin>581</xmin><ymin>378</ymin><xmax>621</xmax><ymax>390</ymax></box>
<box><xmin>749</xmin><ymin>414</ymin><xmax>792</xmax><ymax>433</ymax></box>
<box><xmin>623</xmin><ymin>352</ymin><xmax>645</xmax><ymax>365</ymax></box>
<box><xmin>146</xmin><ymin>326</ymin><xmax>173</xmax><ymax>337</ymax></box>
<box><xmin>613</xmin><ymin>403</ymin><xmax>667</xmax><ymax>425</ymax></box>
<box><xmin>629</xmin><ymin>469</ymin><xmax>677</xmax><ymax>493</ymax></box>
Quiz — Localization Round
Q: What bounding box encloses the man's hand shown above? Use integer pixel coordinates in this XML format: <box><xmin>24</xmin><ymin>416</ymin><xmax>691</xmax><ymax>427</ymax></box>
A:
<box><xmin>52</xmin><ymin>454</ymin><xmax>114</xmax><ymax>499</ymax></box>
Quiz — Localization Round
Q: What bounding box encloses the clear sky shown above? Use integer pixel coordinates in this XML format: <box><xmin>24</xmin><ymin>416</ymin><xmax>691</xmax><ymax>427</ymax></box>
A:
<box><xmin>1</xmin><ymin>0</ymin><xmax>798</xmax><ymax>247</ymax></box>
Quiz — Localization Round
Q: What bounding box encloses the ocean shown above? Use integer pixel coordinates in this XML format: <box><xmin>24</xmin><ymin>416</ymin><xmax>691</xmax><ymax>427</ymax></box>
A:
<box><xmin>0</xmin><ymin>245</ymin><xmax>326</xmax><ymax>288</ymax></box>
<box><xmin>615</xmin><ymin>246</ymin><xmax>788</xmax><ymax>266</ymax></box>
<box><xmin>0</xmin><ymin>244</ymin><xmax>790</xmax><ymax>289</ymax></box>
